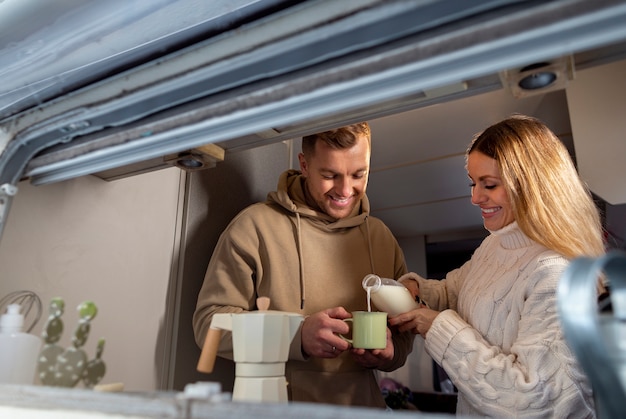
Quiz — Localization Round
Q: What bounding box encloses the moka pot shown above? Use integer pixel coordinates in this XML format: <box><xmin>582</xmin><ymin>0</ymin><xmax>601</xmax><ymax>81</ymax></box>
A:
<box><xmin>197</xmin><ymin>300</ymin><xmax>303</xmax><ymax>403</ymax></box>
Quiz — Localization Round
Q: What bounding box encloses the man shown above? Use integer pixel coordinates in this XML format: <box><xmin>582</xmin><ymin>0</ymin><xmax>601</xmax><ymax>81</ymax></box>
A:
<box><xmin>193</xmin><ymin>122</ymin><xmax>413</xmax><ymax>407</ymax></box>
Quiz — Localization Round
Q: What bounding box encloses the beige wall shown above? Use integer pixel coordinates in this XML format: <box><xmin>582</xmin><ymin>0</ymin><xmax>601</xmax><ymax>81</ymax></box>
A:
<box><xmin>0</xmin><ymin>167</ymin><xmax>183</xmax><ymax>391</ymax></box>
<box><xmin>169</xmin><ymin>140</ymin><xmax>291</xmax><ymax>391</ymax></box>
<box><xmin>567</xmin><ymin>59</ymin><xmax>626</xmax><ymax>205</ymax></box>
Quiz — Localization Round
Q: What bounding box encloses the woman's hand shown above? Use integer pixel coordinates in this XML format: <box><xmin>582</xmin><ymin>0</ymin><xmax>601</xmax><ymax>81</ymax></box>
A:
<box><xmin>398</xmin><ymin>272</ymin><xmax>421</xmax><ymax>300</ymax></box>
<box><xmin>388</xmin><ymin>307</ymin><xmax>439</xmax><ymax>338</ymax></box>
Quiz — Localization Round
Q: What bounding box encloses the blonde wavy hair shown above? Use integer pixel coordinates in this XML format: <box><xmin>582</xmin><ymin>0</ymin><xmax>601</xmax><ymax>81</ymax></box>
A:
<box><xmin>467</xmin><ymin>114</ymin><xmax>605</xmax><ymax>259</ymax></box>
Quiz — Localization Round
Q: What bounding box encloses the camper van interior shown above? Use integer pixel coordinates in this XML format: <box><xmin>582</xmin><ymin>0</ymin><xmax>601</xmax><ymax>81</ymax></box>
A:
<box><xmin>0</xmin><ymin>0</ymin><xmax>625</xmax><ymax>417</ymax></box>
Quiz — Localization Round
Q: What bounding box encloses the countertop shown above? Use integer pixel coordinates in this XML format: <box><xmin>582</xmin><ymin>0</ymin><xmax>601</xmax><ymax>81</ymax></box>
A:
<box><xmin>0</xmin><ymin>384</ymin><xmax>462</xmax><ymax>419</ymax></box>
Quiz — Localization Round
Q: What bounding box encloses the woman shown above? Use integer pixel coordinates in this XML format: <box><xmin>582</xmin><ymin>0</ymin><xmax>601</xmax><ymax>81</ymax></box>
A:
<box><xmin>389</xmin><ymin>115</ymin><xmax>605</xmax><ymax>417</ymax></box>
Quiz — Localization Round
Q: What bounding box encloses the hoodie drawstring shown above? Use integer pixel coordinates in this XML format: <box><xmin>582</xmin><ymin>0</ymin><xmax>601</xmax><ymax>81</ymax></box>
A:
<box><xmin>294</xmin><ymin>214</ymin><xmax>375</xmax><ymax>310</ymax></box>
<box><xmin>364</xmin><ymin>216</ymin><xmax>376</xmax><ymax>274</ymax></box>
<box><xmin>295</xmin><ymin>212</ymin><xmax>306</xmax><ymax>309</ymax></box>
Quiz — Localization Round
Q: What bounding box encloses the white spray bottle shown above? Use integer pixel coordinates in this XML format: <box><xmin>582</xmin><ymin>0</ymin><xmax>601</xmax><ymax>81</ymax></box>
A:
<box><xmin>0</xmin><ymin>304</ymin><xmax>42</xmax><ymax>384</ymax></box>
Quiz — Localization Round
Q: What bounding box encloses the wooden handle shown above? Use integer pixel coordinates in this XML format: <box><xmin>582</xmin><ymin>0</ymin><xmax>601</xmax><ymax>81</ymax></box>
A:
<box><xmin>197</xmin><ymin>328</ymin><xmax>222</xmax><ymax>373</ymax></box>
<box><xmin>257</xmin><ymin>296</ymin><xmax>270</xmax><ymax>311</ymax></box>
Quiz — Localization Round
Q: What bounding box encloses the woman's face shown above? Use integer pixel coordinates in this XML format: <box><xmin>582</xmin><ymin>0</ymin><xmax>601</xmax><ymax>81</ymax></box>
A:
<box><xmin>467</xmin><ymin>151</ymin><xmax>515</xmax><ymax>231</ymax></box>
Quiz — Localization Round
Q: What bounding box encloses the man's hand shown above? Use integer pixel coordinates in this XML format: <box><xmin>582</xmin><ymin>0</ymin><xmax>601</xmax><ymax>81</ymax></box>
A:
<box><xmin>350</xmin><ymin>327</ymin><xmax>394</xmax><ymax>369</ymax></box>
<box><xmin>301</xmin><ymin>307</ymin><xmax>352</xmax><ymax>358</ymax></box>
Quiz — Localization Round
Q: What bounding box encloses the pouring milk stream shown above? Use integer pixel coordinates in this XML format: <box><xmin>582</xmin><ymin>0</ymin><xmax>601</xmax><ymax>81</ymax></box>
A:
<box><xmin>362</xmin><ymin>274</ymin><xmax>422</xmax><ymax>316</ymax></box>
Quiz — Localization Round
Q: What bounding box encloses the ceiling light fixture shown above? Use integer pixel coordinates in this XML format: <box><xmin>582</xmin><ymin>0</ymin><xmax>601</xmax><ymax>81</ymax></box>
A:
<box><xmin>517</xmin><ymin>62</ymin><xmax>557</xmax><ymax>90</ymax></box>
<box><xmin>164</xmin><ymin>143</ymin><xmax>225</xmax><ymax>172</ymax></box>
<box><xmin>500</xmin><ymin>56</ymin><xmax>574</xmax><ymax>98</ymax></box>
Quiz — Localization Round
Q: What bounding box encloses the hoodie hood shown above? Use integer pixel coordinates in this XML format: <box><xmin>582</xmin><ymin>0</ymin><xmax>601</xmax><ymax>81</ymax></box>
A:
<box><xmin>267</xmin><ymin>169</ymin><xmax>375</xmax><ymax>309</ymax></box>
<box><xmin>267</xmin><ymin>169</ymin><xmax>371</xmax><ymax>229</ymax></box>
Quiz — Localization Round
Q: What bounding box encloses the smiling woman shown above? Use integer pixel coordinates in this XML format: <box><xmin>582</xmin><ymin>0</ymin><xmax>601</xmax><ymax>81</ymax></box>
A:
<box><xmin>391</xmin><ymin>114</ymin><xmax>606</xmax><ymax>417</ymax></box>
<box><xmin>467</xmin><ymin>151</ymin><xmax>514</xmax><ymax>232</ymax></box>
<box><xmin>468</xmin><ymin>115</ymin><xmax>605</xmax><ymax>259</ymax></box>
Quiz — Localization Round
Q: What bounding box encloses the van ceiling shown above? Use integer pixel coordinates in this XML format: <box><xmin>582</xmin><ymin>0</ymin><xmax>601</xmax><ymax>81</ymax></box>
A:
<box><xmin>0</xmin><ymin>0</ymin><xmax>291</xmax><ymax>119</ymax></box>
<box><xmin>1</xmin><ymin>0</ymin><xmax>626</xmax><ymax>240</ymax></box>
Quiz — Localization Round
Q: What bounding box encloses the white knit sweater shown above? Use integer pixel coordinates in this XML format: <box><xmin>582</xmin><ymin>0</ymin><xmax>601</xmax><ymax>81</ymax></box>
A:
<box><xmin>417</xmin><ymin>222</ymin><xmax>595</xmax><ymax>418</ymax></box>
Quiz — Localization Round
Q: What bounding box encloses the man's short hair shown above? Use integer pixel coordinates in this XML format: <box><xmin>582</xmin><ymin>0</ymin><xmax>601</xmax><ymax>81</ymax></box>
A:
<box><xmin>302</xmin><ymin>122</ymin><xmax>371</xmax><ymax>157</ymax></box>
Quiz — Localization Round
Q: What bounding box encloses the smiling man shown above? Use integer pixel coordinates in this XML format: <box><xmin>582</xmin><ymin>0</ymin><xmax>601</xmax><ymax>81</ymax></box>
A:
<box><xmin>193</xmin><ymin>122</ymin><xmax>413</xmax><ymax>408</ymax></box>
<box><xmin>298</xmin><ymin>125</ymin><xmax>370</xmax><ymax>220</ymax></box>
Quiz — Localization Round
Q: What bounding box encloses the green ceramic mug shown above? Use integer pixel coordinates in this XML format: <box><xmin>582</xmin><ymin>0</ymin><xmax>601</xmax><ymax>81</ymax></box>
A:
<box><xmin>339</xmin><ymin>311</ymin><xmax>388</xmax><ymax>349</ymax></box>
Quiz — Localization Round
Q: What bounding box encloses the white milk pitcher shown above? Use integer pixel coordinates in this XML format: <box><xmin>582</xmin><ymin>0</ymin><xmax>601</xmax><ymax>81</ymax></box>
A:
<box><xmin>362</xmin><ymin>274</ymin><xmax>420</xmax><ymax>316</ymax></box>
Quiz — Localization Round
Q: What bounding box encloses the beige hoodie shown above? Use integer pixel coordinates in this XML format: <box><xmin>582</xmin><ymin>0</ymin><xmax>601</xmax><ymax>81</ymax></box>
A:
<box><xmin>193</xmin><ymin>170</ymin><xmax>413</xmax><ymax>407</ymax></box>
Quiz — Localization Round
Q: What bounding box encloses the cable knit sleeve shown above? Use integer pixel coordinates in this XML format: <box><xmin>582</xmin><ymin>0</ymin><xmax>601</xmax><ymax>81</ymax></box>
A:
<box><xmin>416</xmin><ymin>260</ymin><xmax>470</xmax><ymax>312</ymax></box>
<box><xmin>424</xmin><ymin>255</ymin><xmax>595</xmax><ymax>418</ymax></box>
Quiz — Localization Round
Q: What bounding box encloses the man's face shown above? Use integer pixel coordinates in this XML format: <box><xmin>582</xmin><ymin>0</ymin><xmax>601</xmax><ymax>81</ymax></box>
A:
<box><xmin>298</xmin><ymin>135</ymin><xmax>370</xmax><ymax>220</ymax></box>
